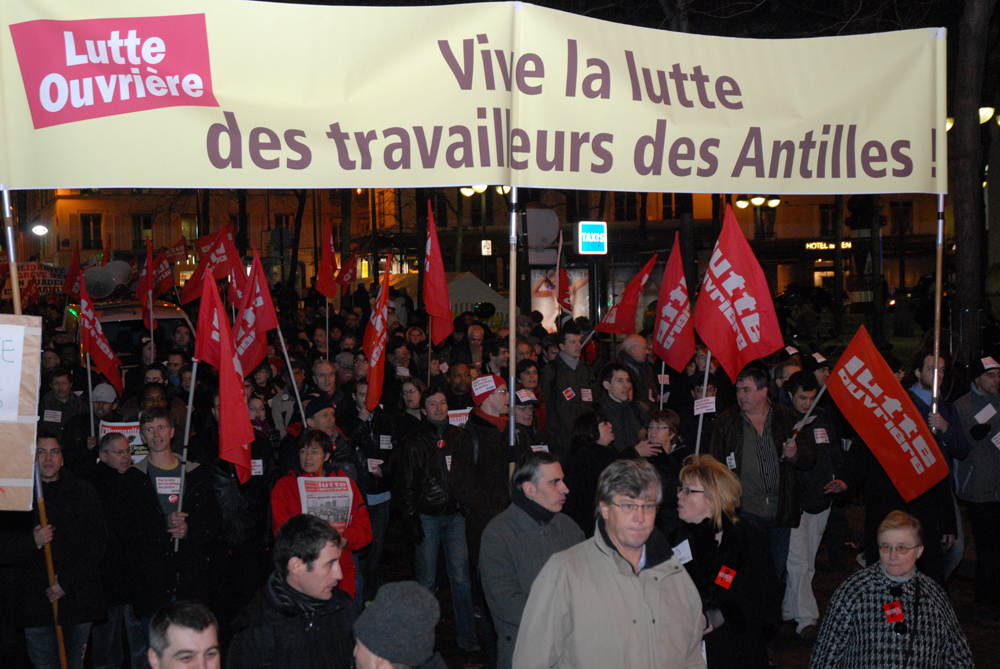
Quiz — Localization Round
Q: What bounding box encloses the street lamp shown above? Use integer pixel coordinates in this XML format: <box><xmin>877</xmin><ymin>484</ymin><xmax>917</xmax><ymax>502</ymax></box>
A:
<box><xmin>735</xmin><ymin>195</ymin><xmax>750</xmax><ymax>209</ymax></box>
<box><xmin>31</xmin><ymin>224</ymin><xmax>48</xmax><ymax>236</ymax></box>
<box><xmin>766</xmin><ymin>195</ymin><xmax>781</xmax><ymax>208</ymax></box>
<box><xmin>980</xmin><ymin>107</ymin><xmax>995</xmax><ymax>124</ymax></box>
<box><xmin>750</xmin><ymin>194</ymin><xmax>766</xmax><ymax>207</ymax></box>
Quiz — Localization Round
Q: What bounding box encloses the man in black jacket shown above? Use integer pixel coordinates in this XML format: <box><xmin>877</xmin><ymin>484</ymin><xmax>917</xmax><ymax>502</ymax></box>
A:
<box><xmin>10</xmin><ymin>434</ymin><xmax>107</xmax><ymax>669</ymax></box>
<box><xmin>398</xmin><ymin>389</ymin><xmax>479</xmax><ymax>652</ymax></box>
<box><xmin>61</xmin><ymin>382</ymin><xmax>120</xmax><ymax>479</ymax></box>
<box><xmin>228</xmin><ymin>514</ymin><xmax>358</xmax><ymax>669</ymax></box>
<box><xmin>90</xmin><ymin>432</ymin><xmax>147</xmax><ymax>669</ymax></box>
<box><xmin>116</xmin><ymin>408</ymin><xmax>222</xmax><ymax>623</ymax></box>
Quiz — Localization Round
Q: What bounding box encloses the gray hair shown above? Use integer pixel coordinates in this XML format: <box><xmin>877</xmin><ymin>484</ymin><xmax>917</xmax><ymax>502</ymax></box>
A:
<box><xmin>595</xmin><ymin>459</ymin><xmax>662</xmax><ymax>515</ymax></box>
<box><xmin>98</xmin><ymin>432</ymin><xmax>129</xmax><ymax>455</ymax></box>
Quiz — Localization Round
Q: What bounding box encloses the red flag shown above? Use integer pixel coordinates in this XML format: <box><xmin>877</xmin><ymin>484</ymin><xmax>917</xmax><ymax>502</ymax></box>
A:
<box><xmin>137</xmin><ymin>238</ymin><xmax>156</xmax><ymax>331</ymax></box>
<box><xmin>594</xmin><ymin>254</ymin><xmax>659</xmax><ymax>334</ymax></box>
<box><xmin>315</xmin><ymin>222</ymin><xmax>340</xmax><ymax>301</ymax></box>
<box><xmin>362</xmin><ymin>256</ymin><xmax>392</xmax><ymax>412</ymax></box>
<box><xmin>152</xmin><ymin>250</ymin><xmax>175</xmax><ymax>297</ymax></box>
<box><xmin>194</xmin><ymin>270</ymin><xmax>254</xmax><ymax>483</ymax></box>
<box><xmin>101</xmin><ymin>235</ymin><xmax>111</xmax><ymax>266</ymax></box>
<box><xmin>165</xmin><ymin>236</ymin><xmax>188</xmax><ymax>264</ymax></box>
<box><xmin>21</xmin><ymin>278</ymin><xmax>40</xmax><ymax>310</ymax></box>
<box><xmin>79</xmin><ymin>279</ymin><xmax>124</xmax><ymax>395</ymax></box>
<box><xmin>181</xmin><ymin>236</ymin><xmax>230</xmax><ymax>304</ymax></box>
<box><xmin>424</xmin><ymin>203</ymin><xmax>454</xmax><ymax>345</ymax></box>
<box><xmin>62</xmin><ymin>243</ymin><xmax>82</xmax><ymax>300</ymax></box>
<box><xmin>234</xmin><ymin>249</ymin><xmax>279</xmax><ymax>375</ymax></box>
<box><xmin>827</xmin><ymin>326</ymin><xmax>948</xmax><ymax>502</ymax></box>
<box><xmin>652</xmin><ymin>232</ymin><xmax>695</xmax><ymax>373</ymax></box>
<box><xmin>336</xmin><ymin>253</ymin><xmax>359</xmax><ymax>286</ymax></box>
<box><xmin>691</xmin><ymin>205</ymin><xmax>783</xmax><ymax>382</ymax></box>
<box><xmin>196</xmin><ymin>225</ymin><xmax>241</xmax><ymax>282</ymax></box>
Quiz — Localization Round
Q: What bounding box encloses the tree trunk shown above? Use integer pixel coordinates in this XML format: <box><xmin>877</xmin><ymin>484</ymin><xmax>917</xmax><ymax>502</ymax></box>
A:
<box><xmin>287</xmin><ymin>189</ymin><xmax>308</xmax><ymax>304</ymax></box>
<box><xmin>952</xmin><ymin>0</ymin><xmax>999</xmax><ymax>361</ymax></box>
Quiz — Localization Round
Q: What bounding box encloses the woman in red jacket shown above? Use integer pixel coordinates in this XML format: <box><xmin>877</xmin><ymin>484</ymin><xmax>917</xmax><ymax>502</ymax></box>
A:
<box><xmin>271</xmin><ymin>429</ymin><xmax>372</xmax><ymax>599</ymax></box>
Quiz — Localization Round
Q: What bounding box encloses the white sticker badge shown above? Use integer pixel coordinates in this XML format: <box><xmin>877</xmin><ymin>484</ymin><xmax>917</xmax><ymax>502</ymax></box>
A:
<box><xmin>379</xmin><ymin>435</ymin><xmax>393</xmax><ymax>450</ymax></box>
<box><xmin>251</xmin><ymin>459</ymin><xmax>263</xmax><ymax>476</ymax></box>
<box><xmin>581</xmin><ymin>388</ymin><xmax>593</xmax><ymax>402</ymax></box>
<box><xmin>155</xmin><ymin>477</ymin><xmax>182</xmax><ymax>495</ymax></box>
<box><xmin>726</xmin><ymin>453</ymin><xmax>737</xmax><ymax>470</ymax></box>
<box><xmin>813</xmin><ymin>428</ymin><xmax>830</xmax><ymax>444</ymax></box>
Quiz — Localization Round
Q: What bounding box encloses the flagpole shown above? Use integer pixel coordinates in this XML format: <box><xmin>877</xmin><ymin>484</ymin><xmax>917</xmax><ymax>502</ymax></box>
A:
<box><xmin>325</xmin><ymin>298</ymin><xmax>330</xmax><ymax>361</ymax></box>
<box><xmin>930</xmin><ymin>194</ymin><xmax>945</xmax><ymax>429</ymax></box>
<box><xmin>659</xmin><ymin>361</ymin><xmax>665</xmax><ymax>410</ymax></box>
<box><xmin>427</xmin><ymin>319</ymin><xmax>433</xmax><ymax>387</ymax></box>
<box><xmin>2</xmin><ymin>187</ymin><xmax>22</xmax><ymax>315</ymax></box>
<box><xmin>148</xmin><ymin>289</ymin><xmax>154</xmax><ymax>352</ymax></box>
<box><xmin>86</xmin><ymin>353</ymin><xmax>95</xmax><ymax>439</ymax></box>
<box><xmin>277</xmin><ymin>328</ymin><xmax>306</xmax><ymax>424</ymax></box>
<box><xmin>174</xmin><ymin>359</ymin><xmax>199</xmax><ymax>553</ymax></box>
<box><xmin>791</xmin><ymin>384</ymin><xmax>828</xmax><ymax>441</ymax></box>
<box><xmin>34</xmin><ymin>463</ymin><xmax>68</xmax><ymax>669</ymax></box>
<box><xmin>508</xmin><ymin>186</ymin><xmax>518</xmax><ymax>449</ymax></box>
<box><xmin>694</xmin><ymin>350</ymin><xmax>712</xmax><ymax>455</ymax></box>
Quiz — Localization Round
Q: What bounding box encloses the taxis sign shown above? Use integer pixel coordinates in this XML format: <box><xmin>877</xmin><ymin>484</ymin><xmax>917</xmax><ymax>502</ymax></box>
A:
<box><xmin>577</xmin><ymin>221</ymin><xmax>608</xmax><ymax>255</ymax></box>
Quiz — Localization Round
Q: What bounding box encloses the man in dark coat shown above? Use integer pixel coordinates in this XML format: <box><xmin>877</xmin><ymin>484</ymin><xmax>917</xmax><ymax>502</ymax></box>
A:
<box><xmin>9</xmin><ymin>434</ymin><xmax>107</xmax><ymax>669</ymax></box>
<box><xmin>116</xmin><ymin>408</ymin><xmax>222</xmax><ymax>621</ymax></box>
<box><xmin>89</xmin><ymin>432</ymin><xmax>147</xmax><ymax>669</ymax></box>
<box><xmin>228</xmin><ymin>514</ymin><xmax>358</xmax><ymax>669</ymax></box>
<box><xmin>61</xmin><ymin>382</ymin><xmax>121</xmax><ymax>479</ymax></box>
<box><xmin>708</xmin><ymin>367</ymin><xmax>817</xmax><ymax>583</ymax></box>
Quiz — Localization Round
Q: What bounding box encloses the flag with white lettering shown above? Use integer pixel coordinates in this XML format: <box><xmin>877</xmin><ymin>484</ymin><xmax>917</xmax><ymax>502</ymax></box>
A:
<box><xmin>166</xmin><ymin>236</ymin><xmax>188</xmax><ymax>264</ymax></box>
<box><xmin>652</xmin><ymin>232</ymin><xmax>694</xmax><ymax>372</ymax></box>
<box><xmin>137</xmin><ymin>238</ymin><xmax>156</xmax><ymax>331</ymax></box>
<box><xmin>692</xmin><ymin>205</ymin><xmax>783</xmax><ymax>381</ymax></box>
<box><xmin>595</xmin><ymin>254</ymin><xmax>658</xmax><ymax>334</ymax></box>
<box><xmin>62</xmin><ymin>242</ymin><xmax>82</xmax><ymax>301</ymax></box>
<box><xmin>181</xmin><ymin>236</ymin><xmax>229</xmax><ymax>304</ymax></box>
<box><xmin>234</xmin><ymin>249</ymin><xmax>279</xmax><ymax>375</ymax></box>
<box><xmin>424</xmin><ymin>202</ymin><xmax>454</xmax><ymax>345</ymax></box>
<box><xmin>827</xmin><ymin>326</ymin><xmax>948</xmax><ymax>502</ymax></box>
<box><xmin>152</xmin><ymin>249</ymin><xmax>175</xmax><ymax>297</ymax></box>
<box><xmin>194</xmin><ymin>270</ymin><xmax>254</xmax><ymax>483</ymax></box>
<box><xmin>336</xmin><ymin>252</ymin><xmax>359</xmax><ymax>286</ymax></box>
<box><xmin>315</xmin><ymin>221</ymin><xmax>340</xmax><ymax>302</ymax></box>
<box><xmin>363</xmin><ymin>256</ymin><xmax>392</xmax><ymax>412</ymax></box>
<box><xmin>79</xmin><ymin>279</ymin><xmax>124</xmax><ymax>395</ymax></box>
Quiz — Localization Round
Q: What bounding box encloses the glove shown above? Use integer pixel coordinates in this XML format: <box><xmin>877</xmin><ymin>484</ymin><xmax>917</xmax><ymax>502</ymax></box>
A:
<box><xmin>407</xmin><ymin>516</ymin><xmax>425</xmax><ymax>546</ymax></box>
<box><xmin>971</xmin><ymin>423</ymin><xmax>991</xmax><ymax>441</ymax></box>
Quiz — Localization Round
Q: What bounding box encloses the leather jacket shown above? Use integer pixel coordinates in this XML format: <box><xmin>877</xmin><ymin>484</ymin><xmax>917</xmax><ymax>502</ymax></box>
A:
<box><xmin>398</xmin><ymin>419</ymin><xmax>463</xmax><ymax>518</ymax></box>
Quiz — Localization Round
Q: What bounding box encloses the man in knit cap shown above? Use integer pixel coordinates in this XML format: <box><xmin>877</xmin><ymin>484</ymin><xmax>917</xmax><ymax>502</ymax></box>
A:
<box><xmin>353</xmin><ymin>581</ymin><xmax>446</xmax><ymax>669</ymax></box>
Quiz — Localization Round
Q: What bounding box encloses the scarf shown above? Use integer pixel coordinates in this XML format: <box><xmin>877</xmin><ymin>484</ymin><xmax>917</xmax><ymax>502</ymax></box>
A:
<box><xmin>474</xmin><ymin>408</ymin><xmax>508</xmax><ymax>432</ymax></box>
<box><xmin>267</xmin><ymin>570</ymin><xmax>329</xmax><ymax>618</ymax></box>
<box><xmin>512</xmin><ymin>485</ymin><xmax>556</xmax><ymax>524</ymax></box>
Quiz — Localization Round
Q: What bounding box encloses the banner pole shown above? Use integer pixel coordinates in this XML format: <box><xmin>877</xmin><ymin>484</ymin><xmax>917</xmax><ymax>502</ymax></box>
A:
<box><xmin>930</xmin><ymin>194</ymin><xmax>945</xmax><ymax>426</ymax></box>
<box><xmin>659</xmin><ymin>361</ymin><xmax>665</xmax><ymax>410</ymax></box>
<box><xmin>325</xmin><ymin>298</ymin><xmax>330</xmax><ymax>361</ymax></box>
<box><xmin>509</xmin><ymin>186</ymin><xmax>518</xmax><ymax>449</ymax></box>
<box><xmin>148</xmin><ymin>290</ymin><xmax>154</xmax><ymax>354</ymax></box>
<box><xmin>34</xmin><ymin>463</ymin><xmax>68</xmax><ymax>669</ymax></box>
<box><xmin>86</xmin><ymin>353</ymin><xmax>95</xmax><ymax>438</ymax></box>
<box><xmin>173</xmin><ymin>359</ymin><xmax>199</xmax><ymax>552</ymax></box>
<box><xmin>3</xmin><ymin>186</ymin><xmax>22</xmax><ymax>315</ymax></box>
<box><xmin>694</xmin><ymin>350</ymin><xmax>712</xmax><ymax>455</ymax></box>
<box><xmin>277</xmin><ymin>328</ymin><xmax>306</xmax><ymax>424</ymax></box>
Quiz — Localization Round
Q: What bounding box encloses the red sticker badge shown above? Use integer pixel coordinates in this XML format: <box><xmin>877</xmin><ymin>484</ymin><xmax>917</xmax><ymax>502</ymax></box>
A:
<box><xmin>563</xmin><ymin>388</ymin><xmax>576</xmax><ymax>401</ymax></box>
<box><xmin>168</xmin><ymin>494</ymin><xmax>179</xmax><ymax>504</ymax></box>
<box><xmin>884</xmin><ymin>602</ymin><xmax>904</xmax><ymax>623</ymax></box>
<box><xmin>715</xmin><ymin>566</ymin><xmax>736</xmax><ymax>589</ymax></box>
<box><xmin>437</xmin><ymin>439</ymin><xmax>445</xmax><ymax>449</ymax></box>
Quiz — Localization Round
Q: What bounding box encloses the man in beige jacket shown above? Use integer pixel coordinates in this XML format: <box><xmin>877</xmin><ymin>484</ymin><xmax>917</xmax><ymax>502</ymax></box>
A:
<box><xmin>513</xmin><ymin>459</ymin><xmax>705</xmax><ymax>669</ymax></box>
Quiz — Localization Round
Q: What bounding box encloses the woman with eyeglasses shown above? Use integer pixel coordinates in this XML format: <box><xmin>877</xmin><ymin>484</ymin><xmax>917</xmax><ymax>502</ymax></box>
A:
<box><xmin>810</xmin><ymin>510</ymin><xmax>973</xmax><ymax>668</ymax></box>
<box><xmin>671</xmin><ymin>454</ymin><xmax>780</xmax><ymax>669</ymax></box>
<box><xmin>643</xmin><ymin>410</ymin><xmax>688</xmax><ymax>528</ymax></box>
<box><xmin>395</xmin><ymin>378</ymin><xmax>426</xmax><ymax>443</ymax></box>
<box><xmin>563</xmin><ymin>409</ymin><xmax>618</xmax><ymax>537</ymax></box>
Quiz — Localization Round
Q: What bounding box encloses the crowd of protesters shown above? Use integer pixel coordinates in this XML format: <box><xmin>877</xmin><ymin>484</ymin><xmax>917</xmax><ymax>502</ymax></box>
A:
<box><xmin>0</xmin><ymin>283</ymin><xmax>987</xmax><ymax>668</ymax></box>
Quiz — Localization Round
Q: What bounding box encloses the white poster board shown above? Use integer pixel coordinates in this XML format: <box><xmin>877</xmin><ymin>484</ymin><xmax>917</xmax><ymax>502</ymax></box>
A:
<box><xmin>0</xmin><ymin>314</ymin><xmax>42</xmax><ymax>511</ymax></box>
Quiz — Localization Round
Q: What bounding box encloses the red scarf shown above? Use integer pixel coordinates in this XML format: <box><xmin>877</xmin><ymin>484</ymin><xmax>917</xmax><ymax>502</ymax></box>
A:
<box><xmin>474</xmin><ymin>408</ymin><xmax>508</xmax><ymax>432</ymax></box>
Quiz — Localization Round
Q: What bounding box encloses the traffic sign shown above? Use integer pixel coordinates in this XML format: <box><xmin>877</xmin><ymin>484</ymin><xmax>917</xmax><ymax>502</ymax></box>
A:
<box><xmin>577</xmin><ymin>221</ymin><xmax>607</xmax><ymax>255</ymax></box>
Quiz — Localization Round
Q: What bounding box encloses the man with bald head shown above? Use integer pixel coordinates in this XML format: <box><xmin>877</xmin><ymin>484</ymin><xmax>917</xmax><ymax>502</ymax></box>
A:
<box><xmin>451</xmin><ymin>324</ymin><xmax>487</xmax><ymax>373</ymax></box>
<box><xmin>617</xmin><ymin>334</ymin><xmax>658</xmax><ymax>408</ymax></box>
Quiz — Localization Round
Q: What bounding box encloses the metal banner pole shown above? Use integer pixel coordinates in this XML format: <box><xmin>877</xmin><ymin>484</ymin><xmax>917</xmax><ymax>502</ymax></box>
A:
<box><xmin>694</xmin><ymin>350</ymin><xmax>712</xmax><ymax>455</ymax></box>
<box><xmin>2</xmin><ymin>187</ymin><xmax>22</xmax><ymax>315</ymax></box>
<box><xmin>508</xmin><ymin>186</ymin><xmax>518</xmax><ymax>448</ymax></box>
<box><xmin>173</xmin><ymin>359</ymin><xmax>199</xmax><ymax>552</ymax></box>
<box><xmin>930</xmin><ymin>194</ymin><xmax>945</xmax><ymax>427</ymax></box>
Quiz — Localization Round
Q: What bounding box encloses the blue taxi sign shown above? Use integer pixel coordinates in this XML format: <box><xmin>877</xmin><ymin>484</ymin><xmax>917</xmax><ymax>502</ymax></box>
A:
<box><xmin>577</xmin><ymin>221</ymin><xmax>608</xmax><ymax>255</ymax></box>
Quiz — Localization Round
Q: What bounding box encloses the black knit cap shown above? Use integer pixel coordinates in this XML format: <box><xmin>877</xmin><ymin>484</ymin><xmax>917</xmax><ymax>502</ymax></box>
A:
<box><xmin>354</xmin><ymin>581</ymin><xmax>440</xmax><ymax>665</ymax></box>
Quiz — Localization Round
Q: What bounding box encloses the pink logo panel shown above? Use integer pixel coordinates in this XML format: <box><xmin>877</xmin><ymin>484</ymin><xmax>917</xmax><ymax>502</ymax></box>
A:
<box><xmin>9</xmin><ymin>14</ymin><xmax>218</xmax><ymax>129</ymax></box>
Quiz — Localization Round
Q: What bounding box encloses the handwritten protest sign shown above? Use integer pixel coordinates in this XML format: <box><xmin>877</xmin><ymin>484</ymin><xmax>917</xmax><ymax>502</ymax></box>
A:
<box><xmin>0</xmin><ymin>315</ymin><xmax>42</xmax><ymax>511</ymax></box>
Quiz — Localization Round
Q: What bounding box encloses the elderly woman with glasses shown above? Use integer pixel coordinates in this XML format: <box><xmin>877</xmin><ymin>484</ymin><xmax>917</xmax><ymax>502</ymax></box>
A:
<box><xmin>809</xmin><ymin>510</ymin><xmax>973</xmax><ymax>669</ymax></box>
<box><xmin>670</xmin><ymin>454</ymin><xmax>780</xmax><ymax>669</ymax></box>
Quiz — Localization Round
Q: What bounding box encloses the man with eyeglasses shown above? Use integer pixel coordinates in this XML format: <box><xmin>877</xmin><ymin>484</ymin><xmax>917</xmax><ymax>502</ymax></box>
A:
<box><xmin>954</xmin><ymin>355</ymin><xmax>1000</xmax><ymax>609</ymax></box>
<box><xmin>514</xmin><ymin>459</ymin><xmax>704</xmax><ymax>669</ymax></box>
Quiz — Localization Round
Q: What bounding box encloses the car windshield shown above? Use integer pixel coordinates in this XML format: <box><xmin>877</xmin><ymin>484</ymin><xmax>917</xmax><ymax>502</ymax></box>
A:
<box><xmin>101</xmin><ymin>318</ymin><xmax>189</xmax><ymax>365</ymax></box>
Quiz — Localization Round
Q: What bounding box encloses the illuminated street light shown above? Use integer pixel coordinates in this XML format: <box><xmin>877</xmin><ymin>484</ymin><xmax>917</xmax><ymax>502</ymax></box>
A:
<box><xmin>460</xmin><ymin>187</ymin><xmax>475</xmax><ymax>197</ymax></box>
<box><xmin>947</xmin><ymin>118</ymin><xmax>954</xmax><ymax>131</ymax></box>
<box><xmin>766</xmin><ymin>195</ymin><xmax>781</xmax><ymax>208</ymax></box>
<box><xmin>735</xmin><ymin>195</ymin><xmax>750</xmax><ymax>208</ymax></box>
<box><xmin>750</xmin><ymin>194</ymin><xmax>766</xmax><ymax>206</ymax></box>
<box><xmin>496</xmin><ymin>185</ymin><xmax>511</xmax><ymax>194</ymax></box>
<box><xmin>31</xmin><ymin>224</ymin><xmax>48</xmax><ymax>235</ymax></box>
<box><xmin>980</xmin><ymin>107</ymin><xmax>995</xmax><ymax>124</ymax></box>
